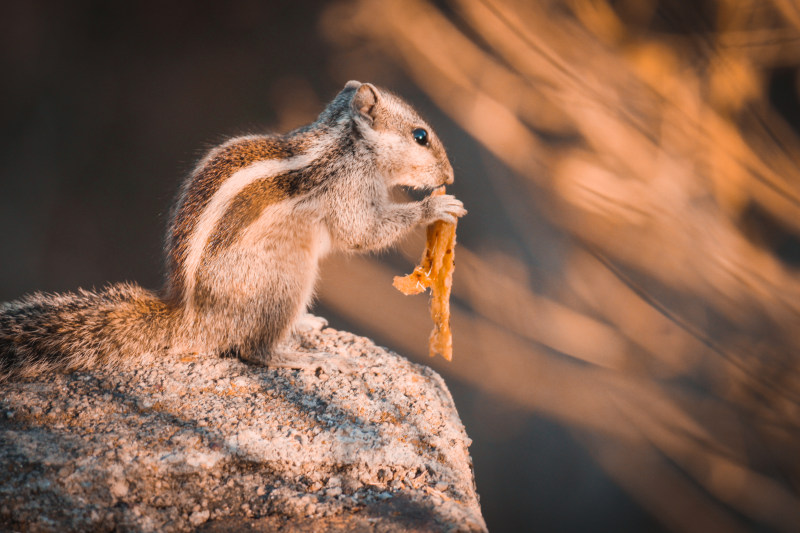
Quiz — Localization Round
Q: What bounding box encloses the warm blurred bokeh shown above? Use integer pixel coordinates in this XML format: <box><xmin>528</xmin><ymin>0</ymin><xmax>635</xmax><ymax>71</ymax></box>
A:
<box><xmin>2</xmin><ymin>1</ymin><xmax>800</xmax><ymax>532</ymax></box>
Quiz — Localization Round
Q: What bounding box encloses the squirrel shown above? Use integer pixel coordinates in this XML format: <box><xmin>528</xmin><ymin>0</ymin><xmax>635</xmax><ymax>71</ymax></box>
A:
<box><xmin>0</xmin><ymin>81</ymin><xmax>466</xmax><ymax>381</ymax></box>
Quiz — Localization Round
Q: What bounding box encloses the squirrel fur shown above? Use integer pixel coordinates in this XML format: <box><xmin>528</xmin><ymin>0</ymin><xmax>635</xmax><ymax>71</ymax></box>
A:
<box><xmin>0</xmin><ymin>81</ymin><xmax>465</xmax><ymax>381</ymax></box>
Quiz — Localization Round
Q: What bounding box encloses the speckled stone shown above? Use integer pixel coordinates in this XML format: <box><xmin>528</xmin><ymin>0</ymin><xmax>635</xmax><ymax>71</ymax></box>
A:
<box><xmin>0</xmin><ymin>318</ymin><xmax>486</xmax><ymax>532</ymax></box>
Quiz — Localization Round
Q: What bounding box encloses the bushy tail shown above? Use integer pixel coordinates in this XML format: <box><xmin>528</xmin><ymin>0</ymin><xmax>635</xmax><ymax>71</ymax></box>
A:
<box><xmin>0</xmin><ymin>283</ymin><xmax>178</xmax><ymax>381</ymax></box>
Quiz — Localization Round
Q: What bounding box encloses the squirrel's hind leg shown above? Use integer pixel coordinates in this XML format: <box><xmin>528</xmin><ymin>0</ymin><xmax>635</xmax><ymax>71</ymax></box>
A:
<box><xmin>238</xmin><ymin>313</ymin><xmax>355</xmax><ymax>373</ymax></box>
<box><xmin>292</xmin><ymin>313</ymin><xmax>328</xmax><ymax>333</ymax></box>
<box><xmin>238</xmin><ymin>344</ymin><xmax>355</xmax><ymax>374</ymax></box>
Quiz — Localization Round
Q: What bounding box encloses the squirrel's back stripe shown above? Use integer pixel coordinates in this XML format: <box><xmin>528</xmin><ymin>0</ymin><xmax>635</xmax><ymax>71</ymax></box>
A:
<box><xmin>166</xmin><ymin>135</ymin><xmax>312</xmax><ymax>302</ymax></box>
<box><xmin>176</xmin><ymin>140</ymin><xmax>330</xmax><ymax>311</ymax></box>
<box><xmin>199</xmin><ymin>134</ymin><xmax>355</xmax><ymax>264</ymax></box>
<box><xmin>200</xmin><ymin>170</ymin><xmax>314</xmax><ymax>261</ymax></box>
<box><xmin>201</xmin><ymin>177</ymin><xmax>283</xmax><ymax>260</ymax></box>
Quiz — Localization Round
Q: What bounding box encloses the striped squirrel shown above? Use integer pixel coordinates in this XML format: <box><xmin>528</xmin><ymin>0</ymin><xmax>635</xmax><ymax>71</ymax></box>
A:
<box><xmin>0</xmin><ymin>81</ymin><xmax>465</xmax><ymax>381</ymax></box>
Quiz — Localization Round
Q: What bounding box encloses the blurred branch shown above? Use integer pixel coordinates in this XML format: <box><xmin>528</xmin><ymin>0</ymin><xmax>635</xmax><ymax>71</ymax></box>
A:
<box><xmin>773</xmin><ymin>0</ymin><xmax>800</xmax><ymax>31</ymax></box>
<box><xmin>323</xmin><ymin>0</ymin><xmax>800</xmax><ymax>529</ymax></box>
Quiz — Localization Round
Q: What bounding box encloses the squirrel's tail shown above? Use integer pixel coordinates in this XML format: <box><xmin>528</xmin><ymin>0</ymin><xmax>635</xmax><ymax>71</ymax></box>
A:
<box><xmin>0</xmin><ymin>283</ymin><xmax>178</xmax><ymax>381</ymax></box>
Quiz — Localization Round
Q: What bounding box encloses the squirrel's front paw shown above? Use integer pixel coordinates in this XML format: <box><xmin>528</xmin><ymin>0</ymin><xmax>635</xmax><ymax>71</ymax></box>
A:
<box><xmin>422</xmin><ymin>194</ymin><xmax>467</xmax><ymax>224</ymax></box>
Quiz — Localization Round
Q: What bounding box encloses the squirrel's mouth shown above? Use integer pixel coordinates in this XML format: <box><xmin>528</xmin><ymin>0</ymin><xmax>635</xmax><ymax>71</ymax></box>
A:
<box><xmin>397</xmin><ymin>184</ymin><xmax>442</xmax><ymax>202</ymax></box>
<box><xmin>415</xmin><ymin>184</ymin><xmax>446</xmax><ymax>194</ymax></box>
<box><xmin>397</xmin><ymin>182</ymin><xmax>442</xmax><ymax>193</ymax></box>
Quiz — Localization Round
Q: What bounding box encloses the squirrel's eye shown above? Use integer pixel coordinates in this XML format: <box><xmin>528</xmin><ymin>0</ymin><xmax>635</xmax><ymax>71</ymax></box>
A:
<box><xmin>412</xmin><ymin>128</ymin><xmax>429</xmax><ymax>146</ymax></box>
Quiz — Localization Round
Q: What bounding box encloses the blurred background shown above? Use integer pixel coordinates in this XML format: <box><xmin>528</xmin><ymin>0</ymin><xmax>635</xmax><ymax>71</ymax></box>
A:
<box><xmin>2</xmin><ymin>1</ymin><xmax>800</xmax><ymax>531</ymax></box>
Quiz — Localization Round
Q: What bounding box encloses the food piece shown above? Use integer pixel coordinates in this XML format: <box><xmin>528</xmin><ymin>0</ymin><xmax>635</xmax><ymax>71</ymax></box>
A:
<box><xmin>426</xmin><ymin>218</ymin><xmax>456</xmax><ymax>361</ymax></box>
<box><xmin>391</xmin><ymin>230</ymin><xmax>436</xmax><ymax>296</ymax></box>
<box><xmin>393</xmin><ymin>189</ymin><xmax>457</xmax><ymax>361</ymax></box>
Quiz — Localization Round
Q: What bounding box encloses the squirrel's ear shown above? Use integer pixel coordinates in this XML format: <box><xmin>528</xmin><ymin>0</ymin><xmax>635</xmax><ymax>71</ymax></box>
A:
<box><xmin>351</xmin><ymin>83</ymin><xmax>379</xmax><ymax>125</ymax></box>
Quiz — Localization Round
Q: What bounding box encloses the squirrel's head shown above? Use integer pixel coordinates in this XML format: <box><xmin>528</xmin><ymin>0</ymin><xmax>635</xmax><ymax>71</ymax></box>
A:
<box><xmin>342</xmin><ymin>81</ymin><xmax>454</xmax><ymax>190</ymax></box>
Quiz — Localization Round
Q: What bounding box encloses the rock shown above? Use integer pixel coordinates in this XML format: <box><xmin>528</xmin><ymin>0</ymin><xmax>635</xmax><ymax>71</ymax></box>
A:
<box><xmin>0</xmin><ymin>320</ymin><xmax>486</xmax><ymax>532</ymax></box>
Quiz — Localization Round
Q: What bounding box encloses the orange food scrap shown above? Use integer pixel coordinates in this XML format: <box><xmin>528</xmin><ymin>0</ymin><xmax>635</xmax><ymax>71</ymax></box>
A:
<box><xmin>393</xmin><ymin>189</ymin><xmax>457</xmax><ymax>361</ymax></box>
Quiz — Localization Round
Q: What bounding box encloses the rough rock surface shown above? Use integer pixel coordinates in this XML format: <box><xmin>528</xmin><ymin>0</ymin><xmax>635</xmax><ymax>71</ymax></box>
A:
<box><xmin>0</xmin><ymin>318</ymin><xmax>485</xmax><ymax>532</ymax></box>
